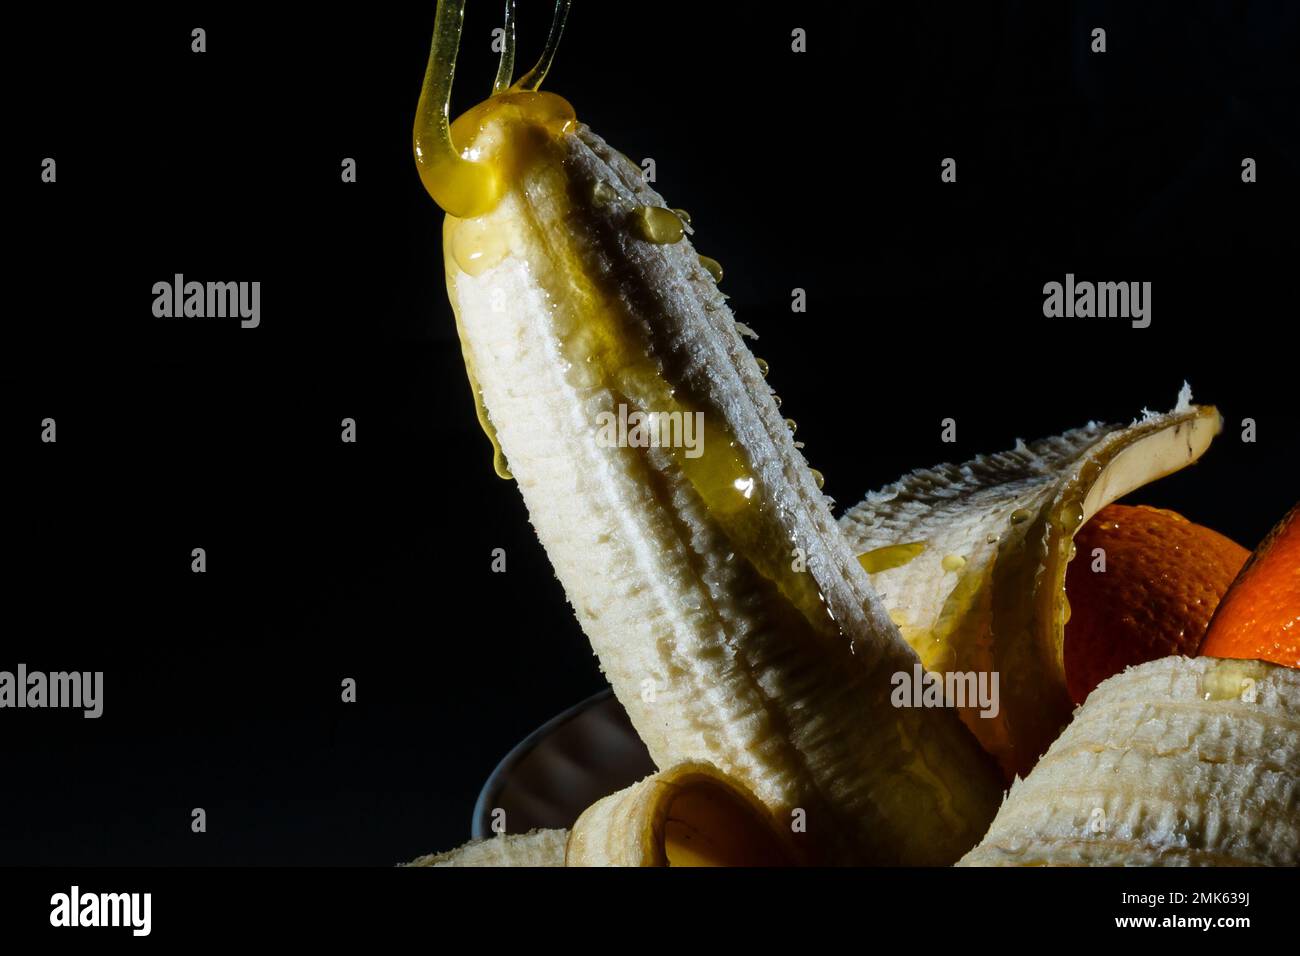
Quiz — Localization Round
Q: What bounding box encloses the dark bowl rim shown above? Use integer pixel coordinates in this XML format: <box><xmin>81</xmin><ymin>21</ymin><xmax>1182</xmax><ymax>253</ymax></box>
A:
<box><xmin>470</xmin><ymin>686</ymin><xmax>615</xmax><ymax>839</ymax></box>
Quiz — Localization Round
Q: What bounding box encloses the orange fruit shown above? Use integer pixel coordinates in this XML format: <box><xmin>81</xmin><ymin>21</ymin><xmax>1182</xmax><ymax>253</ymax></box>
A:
<box><xmin>1199</xmin><ymin>503</ymin><xmax>1300</xmax><ymax>668</ymax></box>
<box><xmin>1063</xmin><ymin>503</ymin><xmax>1249</xmax><ymax>705</ymax></box>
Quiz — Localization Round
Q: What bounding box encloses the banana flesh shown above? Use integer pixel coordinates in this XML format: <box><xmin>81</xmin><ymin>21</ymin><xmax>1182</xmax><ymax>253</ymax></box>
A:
<box><xmin>441</xmin><ymin>104</ymin><xmax>1002</xmax><ymax>864</ymax></box>
<box><xmin>405</xmin><ymin>828</ymin><xmax>568</xmax><ymax>867</ymax></box>
<box><xmin>840</xmin><ymin>391</ymin><xmax>1222</xmax><ymax>777</ymax></box>
<box><xmin>959</xmin><ymin>656</ymin><xmax>1300</xmax><ymax>866</ymax></box>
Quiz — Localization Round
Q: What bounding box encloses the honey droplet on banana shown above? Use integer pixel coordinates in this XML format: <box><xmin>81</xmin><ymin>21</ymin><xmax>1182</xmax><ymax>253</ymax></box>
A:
<box><xmin>1054</xmin><ymin>499</ymin><xmax>1085</xmax><ymax>532</ymax></box>
<box><xmin>631</xmin><ymin>205</ymin><xmax>685</xmax><ymax>244</ymax></box>
<box><xmin>1200</xmin><ymin>660</ymin><xmax>1267</xmax><ymax>701</ymax></box>
<box><xmin>858</xmin><ymin>541</ymin><xmax>927</xmax><ymax>574</ymax></box>
<box><xmin>450</xmin><ymin>217</ymin><xmax>510</xmax><ymax>277</ymax></box>
<box><xmin>698</xmin><ymin>255</ymin><xmax>723</xmax><ymax>283</ymax></box>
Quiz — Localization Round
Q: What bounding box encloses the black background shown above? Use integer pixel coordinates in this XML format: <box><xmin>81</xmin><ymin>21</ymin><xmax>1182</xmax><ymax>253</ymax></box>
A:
<box><xmin>4</xmin><ymin>1</ymin><xmax>1297</xmax><ymax>866</ymax></box>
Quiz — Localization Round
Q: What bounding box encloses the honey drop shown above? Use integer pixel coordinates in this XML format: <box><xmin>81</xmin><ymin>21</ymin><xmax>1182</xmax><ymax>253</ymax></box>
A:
<box><xmin>858</xmin><ymin>541</ymin><xmax>926</xmax><ymax>574</ymax></box>
<box><xmin>631</xmin><ymin>205</ymin><xmax>685</xmax><ymax>244</ymax></box>
<box><xmin>1055</xmin><ymin>499</ymin><xmax>1085</xmax><ymax>532</ymax></box>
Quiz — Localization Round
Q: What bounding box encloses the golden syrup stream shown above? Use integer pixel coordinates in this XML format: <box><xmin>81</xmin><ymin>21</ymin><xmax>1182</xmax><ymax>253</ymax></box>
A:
<box><xmin>491</xmin><ymin>0</ymin><xmax>517</xmax><ymax>95</ymax></box>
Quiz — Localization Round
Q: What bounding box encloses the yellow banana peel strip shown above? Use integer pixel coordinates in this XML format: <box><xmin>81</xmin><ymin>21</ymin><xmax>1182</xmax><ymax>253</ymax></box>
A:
<box><xmin>960</xmin><ymin>656</ymin><xmax>1300</xmax><ymax>866</ymax></box>
<box><xmin>840</xmin><ymin>390</ymin><xmax>1222</xmax><ymax>777</ymax></box>
<box><xmin>566</xmin><ymin>761</ymin><xmax>801</xmax><ymax>866</ymax></box>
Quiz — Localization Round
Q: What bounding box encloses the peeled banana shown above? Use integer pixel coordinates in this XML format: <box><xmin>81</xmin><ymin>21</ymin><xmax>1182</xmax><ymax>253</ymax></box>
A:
<box><xmin>415</xmin><ymin>0</ymin><xmax>1001</xmax><ymax>864</ymax></box>
<box><xmin>959</xmin><ymin>656</ymin><xmax>1300</xmax><ymax>866</ymax></box>
<box><xmin>840</xmin><ymin>390</ymin><xmax>1222</xmax><ymax>777</ymax></box>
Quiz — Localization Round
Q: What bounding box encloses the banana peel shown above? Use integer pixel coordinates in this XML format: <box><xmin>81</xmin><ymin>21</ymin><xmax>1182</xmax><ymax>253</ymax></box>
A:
<box><xmin>840</xmin><ymin>389</ymin><xmax>1222</xmax><ymax>777</ymax></box>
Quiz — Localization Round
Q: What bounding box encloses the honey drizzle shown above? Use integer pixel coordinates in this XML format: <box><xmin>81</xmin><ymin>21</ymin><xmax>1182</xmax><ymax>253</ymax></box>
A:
<box><xmin>491</xmin><ymin>0</ymin><xmax>517</xmax><ymax>94</ymax></box>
